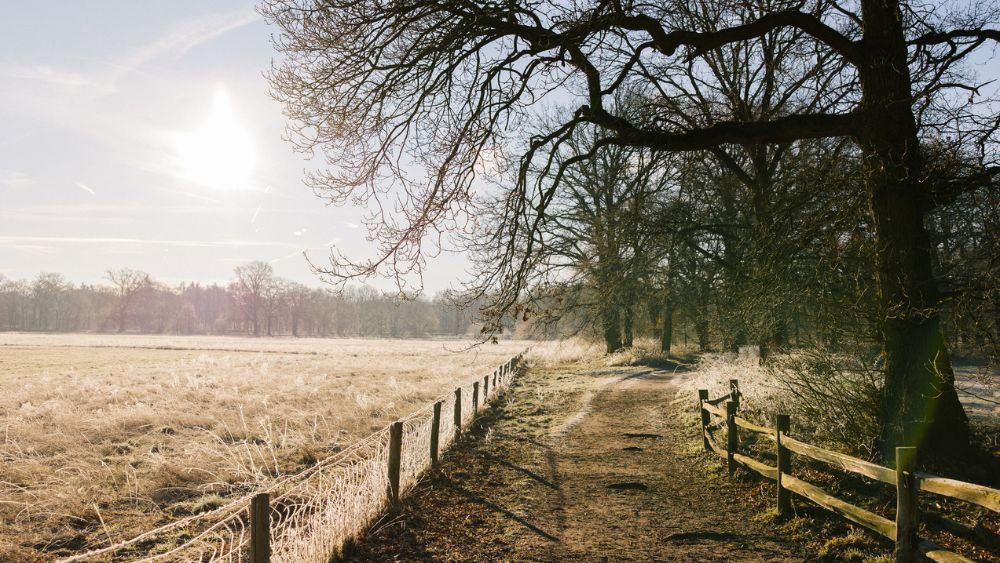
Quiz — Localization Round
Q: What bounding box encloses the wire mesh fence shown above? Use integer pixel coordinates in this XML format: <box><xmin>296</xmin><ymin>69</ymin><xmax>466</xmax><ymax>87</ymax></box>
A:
<box><xmin>58</xmin><ymin>351</ymin><xmax>525</xmax><ymax>563</ymax></box>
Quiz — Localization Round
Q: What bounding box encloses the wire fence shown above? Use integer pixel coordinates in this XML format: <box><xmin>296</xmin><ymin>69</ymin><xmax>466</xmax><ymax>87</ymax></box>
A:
<box><xmin>59</xmin><ymin>351</ymin><xmax>526</xmax><ymax>563</ymax></box>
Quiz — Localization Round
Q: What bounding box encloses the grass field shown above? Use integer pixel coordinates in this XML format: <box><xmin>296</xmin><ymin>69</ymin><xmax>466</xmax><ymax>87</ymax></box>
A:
<box><xmin>0</xmin><ymin>333</ymin><xmax>527</xmax><ymax>561</ymax></box>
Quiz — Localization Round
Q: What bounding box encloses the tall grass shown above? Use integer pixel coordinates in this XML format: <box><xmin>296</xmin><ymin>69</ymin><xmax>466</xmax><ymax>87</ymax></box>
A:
<box><xmin>0</xmin><ymin>334</ymin><xmax>525</xmax><ymax>561</ymax></box>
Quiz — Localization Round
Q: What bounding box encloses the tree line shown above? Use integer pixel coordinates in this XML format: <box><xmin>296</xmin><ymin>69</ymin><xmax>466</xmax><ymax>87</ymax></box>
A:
<box><xmin>0</xmin><ymin>262</ymin><xmax>483</xmax><ymax>338</ymax></box>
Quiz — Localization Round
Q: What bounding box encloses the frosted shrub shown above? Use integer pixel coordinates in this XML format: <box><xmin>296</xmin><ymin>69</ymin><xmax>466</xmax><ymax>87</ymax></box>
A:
<box><xmin>677</xmin><ymin>351</ymin><xmax>882</xmax><ymax>459</ymax></box>
<box><xmin>765</xmin><ymin>351</ymin><xmax>882</xmax><ymax>458</ymax></box>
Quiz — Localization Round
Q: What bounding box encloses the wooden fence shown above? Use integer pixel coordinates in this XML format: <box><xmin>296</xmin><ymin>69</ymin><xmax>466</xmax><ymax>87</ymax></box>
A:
<box><xmin>698</xmin><ymin>381</ymin><xmax>1000</xmax><ymax>563</ymax></box>
<box><xmin>245</xmin><ymin>353</ymin><xmax>525</xmax><ymax>563</ymax></box>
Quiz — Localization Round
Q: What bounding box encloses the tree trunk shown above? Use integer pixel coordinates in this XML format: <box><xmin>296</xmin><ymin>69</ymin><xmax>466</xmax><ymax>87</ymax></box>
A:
<box><xmin>758</xmin><ymin>339</ymin><xmax>769</xmax><ymax>365</ymax></box>
<box><xmin>602</xmin><ymin>305</ymin><xmax>622</xmax><ymax>353</ymax></box>
<box><xmin>859</xmin><ymin>0</ymin><xmax>969</xmax><ymax>462</ymax></box>
<box><xmin>660</xmin><ymin>293</ymin><xmax>674</xmax><ymax>355</ymax></box>
<box><xmin>622</xmin><ymin>303</ymin><xmax>634</xmax><ymax>348</ymax></box>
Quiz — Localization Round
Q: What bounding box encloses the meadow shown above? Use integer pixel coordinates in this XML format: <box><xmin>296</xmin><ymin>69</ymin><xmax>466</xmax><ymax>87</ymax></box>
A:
<box><xmin>0</xmin><ymin>333</ymin><xmax>526</xmax><ymax>561</ymax></box>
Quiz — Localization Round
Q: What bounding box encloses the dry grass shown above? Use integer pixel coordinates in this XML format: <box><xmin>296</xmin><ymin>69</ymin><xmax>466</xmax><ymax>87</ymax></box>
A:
<box><xmin>525</xmin><ymin>337</ymin><xmax>696</xmax><ymax>369</ymax></box>
<box><xmin>0</xmin><ymin>333</ymin><xmax>526</xmax><ymax>561</ymax></box>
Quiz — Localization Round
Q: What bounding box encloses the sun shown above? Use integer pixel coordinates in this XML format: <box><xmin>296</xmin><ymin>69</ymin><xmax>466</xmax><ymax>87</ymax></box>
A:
<box><xmin>174</xmin><ymin>88</ymin><xmax>255</xmax><ymax>190</ymax></box>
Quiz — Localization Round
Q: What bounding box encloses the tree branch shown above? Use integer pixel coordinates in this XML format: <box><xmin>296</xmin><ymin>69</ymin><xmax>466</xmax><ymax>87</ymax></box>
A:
<box><xmin>581</xmin><ymin>108</ymin><xmax>861</xmax><ymax>151</ymax></box>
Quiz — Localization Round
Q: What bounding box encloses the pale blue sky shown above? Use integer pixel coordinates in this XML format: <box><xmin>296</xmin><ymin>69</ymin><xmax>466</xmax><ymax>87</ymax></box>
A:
<box><xmin>0</xmin><ymin>1</ymin><xmax>468</xmax><ymax>291</ymax></box>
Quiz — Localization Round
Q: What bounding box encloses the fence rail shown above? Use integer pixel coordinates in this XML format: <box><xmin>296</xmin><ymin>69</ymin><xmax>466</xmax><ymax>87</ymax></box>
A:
<box><xmin>59</xmin><ymin>351</ymin><xmax>527</xmax><ymax>563</ymax></box>
<box><xmin>697</xmin><ymin>382</ymin><xmax>999</xmax><ymax>563</ymax></box>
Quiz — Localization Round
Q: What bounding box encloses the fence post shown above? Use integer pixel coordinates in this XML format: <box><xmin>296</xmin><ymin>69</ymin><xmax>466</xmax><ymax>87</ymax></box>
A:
<box><xmin>250</xmin><ymin>492</ymin><xmax>270</xmax><ymax>563</ymax></box>
<box><xmin>493</xmin><ymin>369</ymin><xmax>497</xmax><ymax>389</ymax></box>
<box><xmin>454</xmin><ymin>388</ymin><xmax>462</xmax><ymax>440</ymax></box>
<box><xmin>726</xmin><ymin>401</ymin><xmax>737</xmax><ymax>475</ymax></box>
<box><xmin>483</xmin><ymin>374</ymin><xmax>489</xmax><ymax>402</ymax></box>
<box><xmin>430</xmin><ymin>401</ymin><xmax>442</xmax><ymax>469</ymax></box>
<box><xmin>729</xmin><ymin>379</ymin><xmax>740</xmax><ymax>409</ymax></box>
<box><xmin>698</xmin><ymin>389</ymin><xmax>710</xmax><ymax>451</ymax></box>
<box><xmin>472</xmin><ymin>381</ymin><xmax>480</xmax><ymax>412</ymax></box>
<box><xmin>387</xmin><ymin>421</ymin><xmax>403</xmax><ymax>505</ymax></box>
<box><xmin>776</xmin><ymin>414</ymin><xmax>791</xmax><ymax>518</ymax></box>
<box><xmin>895</xmin><ymin>446</ymin><xmax>918</xmax><ymax>563</ymax></box>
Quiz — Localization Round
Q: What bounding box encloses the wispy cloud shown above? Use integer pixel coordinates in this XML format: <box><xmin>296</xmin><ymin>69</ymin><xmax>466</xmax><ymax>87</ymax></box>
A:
<box><xmin>121</xmin><ymin>9</ymin><xmax>259</xmax><ymax>72</ymax></box>
<box><xmin>0</xmin><ymin>235</ymin><xmax>302</xmax><ymax>250</ymax></box>
<box><xmin>0</xmin><ymin>170</ymin><xmax>33</xmax><ymax>190</ymax></box>
<box><xmin>6</xmin><ymin>65</ymin><xmax>95</xmax><ymax>88</ymax></box>
<box><xmin>75</xmin><ymin>182</ymin><xmax>96</xmax><ymax>196</ymax></box>
<box><xmin>4</xmin><ymin>8</ymin><xmax>259</xmax><ymax>98</ymax></box>
<box><xmin>270</xmin><ymin>248</ymin><xmax>309</xmax><ymax>264</ymax></box>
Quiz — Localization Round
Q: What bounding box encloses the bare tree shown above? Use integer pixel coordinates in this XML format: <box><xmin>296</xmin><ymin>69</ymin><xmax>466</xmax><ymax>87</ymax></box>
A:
<box><xmin>490</xmin><ymin>121</ymin><xmax>671</xmax><ymax>352</ymax></box>
<box><xmin>284</xmin><ymin>282</ymin><xmax>312</xmax><ymax>337</ymax></box>
<box><xmin>231</xmin><ymin>261</ymin><xmax>275</xmax><ymax>337</ymax></box>
<box><xmin>105</xmin><ymin>269</ymin><xmax>151</xmax><ymax>333</ymax></box>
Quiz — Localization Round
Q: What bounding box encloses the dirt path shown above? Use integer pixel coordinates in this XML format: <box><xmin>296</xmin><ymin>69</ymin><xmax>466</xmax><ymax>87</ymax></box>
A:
<box><xmin>347</xmin><ymin>363</ymin><xmax>809</xmax><ymax>561</ymax></box>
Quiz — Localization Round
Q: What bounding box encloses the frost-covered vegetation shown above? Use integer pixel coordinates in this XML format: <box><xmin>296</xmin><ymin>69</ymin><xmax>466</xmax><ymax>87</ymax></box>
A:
<box><xmin>0</xmin><ymin>334</ymin><xmax>525</xmax><ymax>561</ymax></box>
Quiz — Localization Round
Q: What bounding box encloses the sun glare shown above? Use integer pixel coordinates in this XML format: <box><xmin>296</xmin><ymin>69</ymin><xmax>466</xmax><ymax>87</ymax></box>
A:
<box><xmin>175</xmin><ymin>88</ymin><xmax>255</xmax><ymax>190</ymax></box>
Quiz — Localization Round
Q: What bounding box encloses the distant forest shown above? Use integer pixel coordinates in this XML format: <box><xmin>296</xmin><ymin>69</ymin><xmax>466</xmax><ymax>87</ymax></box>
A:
<box><xmin>0</xmin><ymin>262</ymin><xmax>486</xmax><ymax>338</ymax></box>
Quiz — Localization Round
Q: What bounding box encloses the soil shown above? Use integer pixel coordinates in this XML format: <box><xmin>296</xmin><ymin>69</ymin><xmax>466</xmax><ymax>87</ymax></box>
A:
<box><xmin>345</xmin><ymin>362</ymin><xmax>813</xmax><ymax>561</ymax></box>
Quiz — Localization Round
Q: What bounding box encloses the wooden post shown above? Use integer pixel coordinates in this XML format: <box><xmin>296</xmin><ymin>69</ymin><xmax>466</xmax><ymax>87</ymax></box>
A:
<box><xmin>895</xmin><ymin>446</ymin><xmax>918</xmax><ymax>563</ymax></box>
<box><xmin>698</xmin><ymin>389</ymin><xmax>710</xmax><ymax>451</ymax></box>
<box><xmin>387</xmin><ymin>421</ymin><xmax>403</xmax><ymax>505</ymax></box>
<box><xmin>726</xmin><ymin>401</ymin><xmax>737</xmax><ymax>475</ymax></box>
<box><xmin>430</xmin><ymin>401</ymin><xmax>442</xmax><ymax>468</ymax></box>
<box><xmin>729</xmin><ymin>379</ymin><xmax>740</xmax><ymax>409</ymax></box>
<box><xmin>453</xmin><ymin>388</ymin><xmax>462</xmax><ymax>440</ymax></box>
<box><xmin>483</xmin><ymin>375</ymin><xmax>489</xmax><ymax>402</ymax></box>
<box><xmin>493</xmin><ymin>369</ymin><xmax>497</xmax><ymax>389</ymax></box>
<box><xmin>472</xmin><ymin>381</ymin><xmax>480</xmax><ymax>412</ymax></box>
<box><xmin>776</xmin><ymin>414</ymin><xmax>791</xmax><ymax>517</ymax></box>
<box><xmin>250</xmin><ymin>493</ymin><xmax>270</xmax><ymax>563</ymax></box>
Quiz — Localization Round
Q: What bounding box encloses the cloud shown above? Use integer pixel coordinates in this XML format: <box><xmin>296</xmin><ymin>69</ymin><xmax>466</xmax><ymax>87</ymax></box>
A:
<box><xmin>0</xmin><ymin>170</ymin><xmax>33</xmax><ymax>190</ymax></box>
<box><xmin>6</xmin><ymin>65</ymin><xmax>95</xmax><ymax>88</ymax></box>
<box><xmin>270</xmin><ymin>248</ymin><xmax>308</xmax><ymax>264</ymax></box>
<box><xmin>5</xmin><ymin>8</ymin><xmax>259</xmax><ymax>97</ymax></box>
<box><xmin>75</xmin><ymin>182</ymin><xmax>96</xmax><ymax>196</ymax></box>
<box><xmin>121</xmin><ymin>9</ymin><xmax>259</xmax><ymax>72</ymax></box>
<box><xmin>0</xmin><ymin>235</ymin><xmax>302</xmax><ymax>250</ymax></box>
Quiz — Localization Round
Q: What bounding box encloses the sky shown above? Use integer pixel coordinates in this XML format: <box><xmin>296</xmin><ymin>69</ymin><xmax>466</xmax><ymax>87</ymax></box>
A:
<box><xmin>0</xmin><ymin>1</ymin><xmax>468</xmax><ymax>292</ymax></box>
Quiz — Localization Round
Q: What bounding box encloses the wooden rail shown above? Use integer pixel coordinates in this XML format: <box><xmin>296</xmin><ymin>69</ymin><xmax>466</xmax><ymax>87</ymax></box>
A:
<box><xmin>697</xmin><ymin>383</ymin><xmax>998</xmax><ymax>563</ymax></box>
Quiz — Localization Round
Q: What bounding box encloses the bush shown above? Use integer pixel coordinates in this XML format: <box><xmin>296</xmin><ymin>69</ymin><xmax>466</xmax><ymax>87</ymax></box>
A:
<box><xmin>765</xmin><ymin>351</ymin><xmax>883</xmax><ymax>459</ymax></box>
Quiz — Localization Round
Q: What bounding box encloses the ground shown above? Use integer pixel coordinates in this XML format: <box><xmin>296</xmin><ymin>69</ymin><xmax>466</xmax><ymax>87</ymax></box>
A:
<box><xmin>346</xmin><ymin>361</ymin><xmax>811</xmax><ymax>561</ymax></box>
